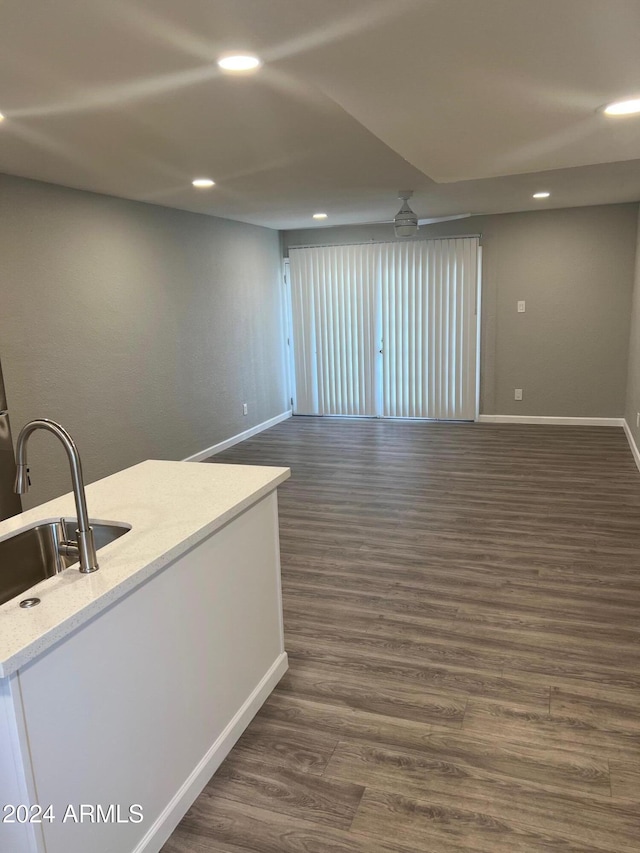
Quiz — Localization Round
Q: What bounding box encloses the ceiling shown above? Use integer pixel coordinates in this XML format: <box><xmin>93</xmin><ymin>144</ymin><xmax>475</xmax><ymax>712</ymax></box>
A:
<box><xmin>0</xmin><ymin>0</ymin><xmax>639</xmax><ymax>229</ymax></box>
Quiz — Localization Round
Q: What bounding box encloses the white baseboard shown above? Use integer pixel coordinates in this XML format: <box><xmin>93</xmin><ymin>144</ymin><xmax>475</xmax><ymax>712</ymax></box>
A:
<box><xmin>477</xmin><ymin>415</ymin><xmax>625</xmax><ymax>427</ymax></box>
<box><xmin>134</xmin><ymin>651</ymin><xmax>289</xmax><ymax>853</ymax></box>
<box><xmin>184</xmin><ymin>410</ymin><xmax>292</xmax><ymax>462</ymax></box>
<box><xmin>623</xmin><ymin>419</ymin><xmax>640</xmax><ymax>473</ymax></box>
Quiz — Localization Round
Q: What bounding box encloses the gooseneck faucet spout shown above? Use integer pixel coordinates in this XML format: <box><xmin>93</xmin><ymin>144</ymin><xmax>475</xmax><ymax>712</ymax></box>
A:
<box><xmin>14</xmin><ymin>419</ymin><xmax>98</xmax><ymax>573</ymax></box>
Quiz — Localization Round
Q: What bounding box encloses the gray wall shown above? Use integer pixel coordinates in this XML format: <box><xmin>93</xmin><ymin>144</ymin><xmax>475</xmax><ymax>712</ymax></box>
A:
<box><xmin>1</xmin><ymin>173</ymin><xmax>287</xmax><ymax>507</ymax></box>
<box><xmin>284</xmin><ymin>204</ymin><xmax>638</xmax><ymax>417</ymax></box>
<box><xmin>625</xmin><ymin>211</ymin><xmax>640</xmax><ymax>445</ymax></box>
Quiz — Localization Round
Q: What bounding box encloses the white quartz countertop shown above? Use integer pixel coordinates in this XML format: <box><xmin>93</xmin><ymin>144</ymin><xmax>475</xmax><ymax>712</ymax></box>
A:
<box><xmin>0</xmin><ymin>459</ymin><xmax>290</xmax><ymax>677</ymax></box>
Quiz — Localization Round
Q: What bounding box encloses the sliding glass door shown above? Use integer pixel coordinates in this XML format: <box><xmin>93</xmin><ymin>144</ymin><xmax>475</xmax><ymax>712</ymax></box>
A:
<box><xmin>289</xmin><ymin>237</ymin><xmax>479</xmax><ymax>421</ymax></box>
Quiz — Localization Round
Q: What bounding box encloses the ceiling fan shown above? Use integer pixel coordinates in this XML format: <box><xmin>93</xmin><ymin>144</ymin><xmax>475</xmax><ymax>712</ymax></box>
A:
<box><xmin>392</xmin><ymin>191</ymin><xmax>471</xmax><ymax>237</ymax></box>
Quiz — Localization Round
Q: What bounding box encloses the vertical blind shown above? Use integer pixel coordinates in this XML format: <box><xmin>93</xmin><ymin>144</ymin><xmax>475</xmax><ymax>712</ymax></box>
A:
<box><xmin>290</xmin><ymin>244</ymin><xmax>377</xmax><ymax>416</ymax></box>
<box><xmin>289</xmin><ymin>237</ymin><xmax>479</xmax><ymax>420</ymax></box>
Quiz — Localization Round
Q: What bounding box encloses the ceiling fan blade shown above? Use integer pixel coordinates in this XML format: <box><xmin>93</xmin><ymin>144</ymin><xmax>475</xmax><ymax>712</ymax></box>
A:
<box><xmin>362</xmin><ymin>213</ymin><xmax>472</xmax><ymax>227</ymax></box>
<box><xmin>417</xmin><ymin>213</ymin><xmax>472</xmax><ymax>225</ymax></box>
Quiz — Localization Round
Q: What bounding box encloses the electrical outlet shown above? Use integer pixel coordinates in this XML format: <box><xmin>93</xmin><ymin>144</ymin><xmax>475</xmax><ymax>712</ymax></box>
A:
<box><xmin>242</xmin><ymin>403</ymin><xmax>248</xmax><ymax>416</ymax></box>
<box><xmin>517</xmin><ymin>300</ymin><xmax>526</xmax><ymax>313</ymax></box>
<box><xmin>514</xmin><ymin>388</ymin><xmax>523</xmax><ymax>401</ymax></box>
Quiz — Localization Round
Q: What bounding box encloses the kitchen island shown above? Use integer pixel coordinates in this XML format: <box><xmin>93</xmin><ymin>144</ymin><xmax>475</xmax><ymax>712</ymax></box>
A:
<box><xmin>0</xmin><ymin>459</ymin><xmax>290</xmax><ymax>853</ymax></box>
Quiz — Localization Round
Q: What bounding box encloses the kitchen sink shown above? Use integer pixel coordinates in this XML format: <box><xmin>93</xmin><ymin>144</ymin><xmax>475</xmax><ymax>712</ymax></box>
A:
<box><xmin>0</xmin><ymin>519</ymin><xmax>130</xmax><ymax>606</ymax></box>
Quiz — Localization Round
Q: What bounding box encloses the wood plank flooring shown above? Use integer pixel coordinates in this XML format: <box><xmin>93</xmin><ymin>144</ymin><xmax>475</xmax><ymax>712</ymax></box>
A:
<box><xmin>162</xmin><ymin>418</ymin><xmax>640</xmax><ymax>853</ymax></box>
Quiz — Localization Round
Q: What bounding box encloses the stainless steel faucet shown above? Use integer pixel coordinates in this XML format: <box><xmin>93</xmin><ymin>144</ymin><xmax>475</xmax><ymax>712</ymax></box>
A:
<box><xmin>14</xmin><ymin>419</ymin><xmax>99</xmax><ymax>573</ymax></box>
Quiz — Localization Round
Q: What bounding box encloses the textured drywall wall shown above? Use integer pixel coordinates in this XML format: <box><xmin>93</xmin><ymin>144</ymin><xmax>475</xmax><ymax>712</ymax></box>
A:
<box><xmin>624</xmin><ymin>209</ymin><xmax>640</xmax><ymax>446</ymax></box>
<box><xmin>0</xmin><ymin>173</ymin><xmax>287</xmax><ymax>507</ymax></box>
<box><xmin>283</xmin><ymin>204</ymin><xmax>637</xmax><ymax>418</ymax></box>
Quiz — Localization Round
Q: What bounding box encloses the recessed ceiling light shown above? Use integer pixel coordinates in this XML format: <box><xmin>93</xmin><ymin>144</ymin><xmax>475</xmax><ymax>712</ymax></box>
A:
<box><xmin>603</xmin><ymin>98</ymin><xmax>640</xmax><ymax>116</ymax></box>
<box><xmin>533</xmin><ymin>191</ymin><xmax>550</xmax><ymax>199</ymax></box>
<box><xmin>313</xmin><ymin>212</ymin><xmax>328</xmax><ymax>220</ymax></box>
<box><xmin>217</xmin><ymin>54</ymin><xmax>262</xmax><ymax>73</ymax></box>
<box><xmin>192</xmin><ymin>178</ymin><xmax>215</xmax><ymax>188</ymax></box>
<box><xmin>0</xmin><ymin>113</ymin><xmax>5</xmax><ymax>122</ymax></box>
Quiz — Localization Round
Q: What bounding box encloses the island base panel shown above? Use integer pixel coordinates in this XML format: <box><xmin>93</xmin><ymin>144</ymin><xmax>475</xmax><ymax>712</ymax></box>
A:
<box><xmin>6</xmin><ymin>491</ymin><xmax>287</xmax><ymax>853</ymax></box>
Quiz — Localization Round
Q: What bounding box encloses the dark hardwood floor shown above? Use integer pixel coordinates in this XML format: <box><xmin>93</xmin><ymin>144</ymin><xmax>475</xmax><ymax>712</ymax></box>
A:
<box><xmin>162</xmin><ymin>417</ymin><xmax>640</xmax><ymax>853</ymax></box>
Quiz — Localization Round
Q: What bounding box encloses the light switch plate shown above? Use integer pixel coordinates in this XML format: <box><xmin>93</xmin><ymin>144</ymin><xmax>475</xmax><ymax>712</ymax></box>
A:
<box><xmin>517</xmin><ymin>301</ymin><xmax>526</xmax><ymax>313</ymax></box>
<box><xmin>515</xmin><ymin>388</ymin><xmax>523</xmax><ymax>401</ymax></box>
